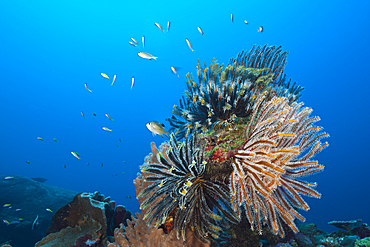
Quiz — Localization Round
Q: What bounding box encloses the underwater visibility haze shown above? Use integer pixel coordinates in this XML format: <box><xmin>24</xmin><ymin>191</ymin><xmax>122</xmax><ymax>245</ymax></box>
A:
<box><xmin>1</xmin><ymin>0</ymin><xmax>370</xmax><ymax>246</ymax></box>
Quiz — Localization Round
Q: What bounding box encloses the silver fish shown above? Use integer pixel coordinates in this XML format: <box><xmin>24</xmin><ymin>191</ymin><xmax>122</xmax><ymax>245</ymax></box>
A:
<box><xmin>146</xmin><ymin>121</ymin><xmax>168</xmax><ymax>137</ymax></box>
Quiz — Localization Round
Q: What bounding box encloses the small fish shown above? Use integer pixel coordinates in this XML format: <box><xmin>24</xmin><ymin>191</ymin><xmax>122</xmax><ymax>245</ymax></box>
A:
<box><xmin>101</xmin><ymin>73</ymin><xmax>109</xmax><ymax>79</ymax></box>
<box><xmin>92</xmin><ymin>112</ymin><xmax>97</xmax><ymax>116</ymax></box>
<box><xmin>86</xmin><ymin>163</ymin><xmax>89</xmax><ymax>166</ymax></box>
<box><xmin>105</xmin><ymin>113</ymin><xmax>113</xmax><ymax>121</ymax></box>
<box><xmin>142</xmin><ymin>36</ymin><xmax>145</xmax><ymax>48</ymax></box>
<box><xmin>116</xmin><ymin>144</ymin><xmax>120</xmax><ymax>147</ymax></box>
<box><xmin>3</xmin><ymin>204</ymin><xmax>11</xmax><ymax>207</ymax></box>
<box><xmin>129</xmin><ymin>41</ymin><xmax>137</xmax><ymax>47</ymax></box>
<box><xmin>64</xmin><ymin>165</ymin><xmax>67</xmax><ymax>168</ymax></box>
<box><xmin>154</xmin><ymin>22</ymin><xmax>164</xmax><ymax>32</ymax></box>
<box><xmin>111</xmin><ymin>75</ymin><xmax>116</xmax><ymax>86</ymax></box>
<box><xmin>81</xmin><ymin>111</ymin><xmax>85</xmax><ymax>118</ymax></box>
<box><xmin>146</xmin><ymin>121</ymin><xmax>169</xmax><ymax>137</ymax></box>
<box><xmin>4</xmin><ymin>176</ymin><xmax>13</xmax><ymax>180</ymax></box>
<box><xmin>131</xmin><ymin>37</ymin><xmax>138</xmax><ymax>45</ymax></box>
<box><xmin>167</xmin><ymin>21</ymin><xmax>170</xmax><ymax>32</ymax></box>
<box><xmin>185</xmin><ymin>38</ymin><xmax>194</xmax><ymax>52</ymax></box>
<box><xmin>19</xmin><ymin>218</ymin><xmax>23</xmax><ymax>221</ymax></box>
<box><xmin>3</xmin><ymin>219</ymin><xmax>10</xmax><ymax>225</ymax></box>
<box><xmin>138</xmin><ymin>52</ymin><xmax>157</xmax><ymax>60</ymax></box>
<box><xmin>126</xmin><ymin>196</ymin><xmax>132</xmax><ymax>199</ymax></box>
<box><xmin>84</xmin><ymin>83</ymin><xmax>92</xmax><ymax>92</ymax></box>
<box><xmin>119</xmin><ymin>138</ymin><xmax>122</xmax><ymax>142</ymax></box>
<box><xmin>15</xmin><ymin>209</ymin><xmax>22</xmax><ymax>211</ymax></box>
<box><xmin>131</xmin><ymin>76</ymin><xmax>135</xmax><ymax>89</ymax></box>
<box><xmin>171</xmin><ymin>67</ymin><xmax>179</xmax><ymax>77</ymax></box>
<box><xmin>37</xmin><ymin>137</ymin><xmax>44</xmax><ymax>141</ymax></box>
<box><xmin>53</xmin><ymin>138</ymin><xmax>57</xmax><ymax>142</ymax></box>
<box><xmin>101</xmin><ymin>163</ymin><xmax>104</xmax><ymax>167</ymax></box>
<box><xmin>102</xmin><ymin>127</ymin><xmax>112</xmax><ymax>132</ymax></box>
<box><xmin>123</xmin><ymin>161</ymin><xmax>126</xmax><ymax>163</ymax></box>
<box><xmin>26</xmin><ymin>161</ymin><xmax>31</xmax><ymax>164</ymax></box>
<box><xmin>258</xmin><ymin>26</ymin><xmax>263</xmax><ymax>32</ymax></box>
<box><xmin>122</xmin><ymin>172</ymin><xmax>125</xmax><ymax>174</ymax></box>
<box><xmin>32</xmin><ymin>215</ymin><xmax>39</xmax><ymax>230</ymax></box>
<box><xmin>197</xmin><ymin>27</ymin><xmax>204</xmax><ymax>36</ymax></box>
<box><xmin>71</xmin><ymin>151</ymin><xmax>80</xmax><ymax>160</ymax></box>
<box><xmin>244</xmin><ymin>20</ymin><xmax>248</xmax><ymax>24</ymax></box>
<box><xmin>8</xmin><ymin>206</ymin><xmax>12</xmax><ymax>209</ymax></box>
<box><xmin>231</xmin><ymin>14</ymin><xmax>234</xmax><ymax>23</ymax></box>
<box><xmin>46</xmin><ymin>208</ymin><xmax>53</xmax><ymax>213</ymax></box>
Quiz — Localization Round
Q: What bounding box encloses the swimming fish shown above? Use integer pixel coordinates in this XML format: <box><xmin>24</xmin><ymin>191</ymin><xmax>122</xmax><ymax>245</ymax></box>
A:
<box><xmin>231</xmin><ymin>14</ymin><xmax>234</xmax><ymax>23</ymax></box>
<box><xmin>84</xmin><ymin>83</ymin><xmax>92</xmax><ymax>92</ymax></box>
<box><xmin>244</xmin><ymin>20</ymin><xmax>248</xmax><ymax>24</ymax></box>
<box><xmin>131</xmin><ymin>76</ymin><xmax>135</xmax><ymax>89</ymax></box>
<box><xmin>101</xmin><ymin>73</ymin><xmax>109</xmax><ymax>79</ymax></box>
<box><xmin>81</xmin><ymin>111</ymin><xmax>85</xmax><ymax>118</ymax></box>
<box><xmin>138</xmin><ymin>52</ymin><xmax>157</xmax><ymax>60</ymax></box>
<box><xmin>32</xmin><ymin>215</ymin><xmax>39</xmax><ymax>230</ymax></box>
<box><xmin>185</xmin><ymin>38</ymin><xmax>194</xmax><ymax>51</ymax></box>
<box><xmin>86</xmin><ymin>163</ymin><xmax>89</xmax><ymax>166</ymax></box>
<box><xmin>111</xmin><ymin>75</ymin><xmax>116</xmax><ymax>86</ymax></box>
<box><xmin>126</xmin><ymin>196</ymin><xmax>131</xmax><ymax>199</ymax></box>
<box><xmin>37</xmin><ymin>137</ymin><xmax>44</xmax><ymax>141</ymax></box>
<box><xmin>142</xmin><ymin>36</ymin><xmax>145</xmax><ymax>48</ymax></box>
<box><xmin>129</xmin><ymin>41</ymin><xmax>137</xmax><ymax>47</ymax></box>
<box><xmin>101</xmin><ymin>163</ymin><xmax>104</xmax><ymax>167</ymax></box>
<box><xmin>46</xmin><ymin>208</ymin><xmax>53</xmax><ymax>213</ymax></box>
<box><xmin>92</xmin><ymin>112</ymin><xmax>97</xmax><ymax>116</ymax></box>
<box><xmin>197</xmin><ymin>27</ymin><xmax>204</xmax><ymax>36</ymax></box>
<box><xmin>71</xmin><ymin>151</ymin><xmax>80</xmax><ymax>160</ymax></box>
<box><xmin>4</xmin><ymin>177</ymin><xmax>13</xmax><ymax>180</ymax></box>
<box><xmin>119</xmin><ymin>138</ymin><xmax>122</xmax><ymax>142</ymax></box>
<box><xmin>102</xmin><ymin>127</ymin><xmax>112</xmax><ymax>132</ymax></box>
<box><xmin>53</xmin><ymin>138</ymin><xmax>57</xmax><ymax>142</ymax></box>
<box><xmin>171</xmin><ymin>67</ymin><xmax>179</xmax><ymax>77</ymax></box>
<box><xmin>146</xmin><ymin>121</ymin><xmax>169</xmax><ymax>137</ymax></box>
<box><xmin>116</xmin><ymin>144</ymin><xmax>120</xmax><ymax>147</ymax></box>
<box><xmin>3</xmin><ymin>204</ymin><xmax>11</xmax><ymax>207</ymax></box>
<box><xmin>131</xmin><ymin>37</ymin><xmax>138</xmax><ymax>45</ymax></box>
<box><xmin>26</xmin><ymin>161</ymin><xmax>31</xmax><ymax>164</ymax></box>
<box><xmin>122</xmin><ymin>172</ymin><xmax>125</xmax><ymax>174</ymax></box>
<box><xmin>258</xmin><ymin>26</ymin><xmax>263</xmax><ymax>32</ymax></box>
<box><xmin>3</xmin><ymin>220</ymin><xmax>10</xmax><ymax>225</ymax></box>
<box><xmin>167</xmin><ymin>21</ymin><xmax>170</xmax><ymax>32</ymax></box>
<box><xmin>154</xmin><ymin>22</ymin><xmax>164</xmax><ymax>32</ymax></box>
<box><xmin>105</xmin><ymin>113</ymin><xmax>113</xmax><ymax>121</ymax></box>
<box><xmin>64</xmin><ymin>165</ymin><xmax>67</xmax><ymax>168</ymax></box>
<box><xmin>15</xmin><ymin>209</ymin><xmax>21</xmax><ymax>211</ymax></box>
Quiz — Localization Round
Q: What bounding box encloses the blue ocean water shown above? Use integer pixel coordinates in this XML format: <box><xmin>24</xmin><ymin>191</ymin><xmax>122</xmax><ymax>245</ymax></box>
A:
<box><xmin>1</xmin><ymin>0</ymin><xmax>369</xmax><ymax>236</ymax></box>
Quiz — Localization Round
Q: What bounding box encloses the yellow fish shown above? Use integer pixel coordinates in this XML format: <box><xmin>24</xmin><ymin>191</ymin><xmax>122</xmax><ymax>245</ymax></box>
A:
<box><xmin>244</xmin><ymin>20</ymin><xmax>248</xmax><ymax>24</ymax></box>
<box><xmin>71</xmin><ymin>151</ymin><xmax>80</xmax><ymax>160</ymax></box>
<box><xmin>84</xmin><ymin>83</ymin><xmax>92</xmax><ymax>92</ymax></box>
<box><xmin>15</xmin><ymin>209</ymin><xmax>21</xmax><ymax>211</ymax></box>
<box><xmin>3</xmin><ymin>204</ymin><xmax>11</xmax><ymax>207</ymax></box>
<box><xmin>154</xmin><ymin>22</ymin><xmax>164</xmax><ymax>32</ymax></box>
<box><xmin>111</xmin><ymin>75</ymin><xmax>116</xmax><ymax>86</ymax></box>
<box><xmin>37</xmin><ymin>137</ymin><xmax>44</xmax><ymax>141</ymax></box>
<box><xmin>171</xmin><ymin>67</ymin><xmax>179</xmax><ymax>77</ymax></box>
<box><xmin>4</xmin><ymin>176</ymin><xmax>13</xmax><ymax>180</ymax></box>
<box><xmin>131</xmin><ymin>37</ymin><xmax>138</xmax><ymax>45</ymax></box>
<box><xmin>19</xmin><ymin>218</ymin><xmax>23</xmax><ymax>221</ymax></box>
<box><xmin>186</xmin><ymin>38</ymin><xmax>194</xmax><ymax>52</ymax></box>
<box><xmin>3</xmin><ymin>220</ymin><xmax>10</xmax><ymax>225</ymax></box>
<box><xmin>138</xmin><ymin>52</ymin><xmax>157</xmax><ymax>60</ymax></box>
<box><xmin>102</xmin><ymin>127</ymin><xmax>112</xmax><ymax>132</ymax></box>
<box><xmin>101</xmin><ymin>73</ymin><xmax>109</xmax><ymax>79</ymax></box>
<box><xmin>197</xmin><ymin>27</ymin><xmax>204</xmax><ymax>36</ymax></box>
<box><xmin>53</xmin><ymin>138</ymin><xmax>57</xmax><ymax>142</ymax></box>
<box><xmin>105</xmin><ymin>113</ymin><xmax>113</xmax><ymax>121</ymax></box>
<box><xmin>131</xmin><ymin>76</ymin><xmax>135</xmax><ymax>89</ymax></box>
<box><xmin>46</xmin><ymin>208</ymin><xmax>53</xmax><ymax>213</ymax></box>
<box><xmin>258</xmin><ymin>26</ymin><xmax>263</xmax><ymax>32</ymax></box>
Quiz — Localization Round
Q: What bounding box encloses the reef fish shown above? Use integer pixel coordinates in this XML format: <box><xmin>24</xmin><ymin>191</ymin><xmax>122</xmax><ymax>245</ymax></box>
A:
<box><xmin>142</xmin><ymin>36</ymin><xmax>145</xmax><ymax>48</ymax></box>
<box><xmin>3</xmin><ymin>204</ymin><xmax>11</xmax><ymax>207</ymax></box>
<box><xmin>92</xmin><ymin>112</ymin><xmax>97</xmax><ymax>116</ymax></box>
<box><xmin>32</xmin><ymin>215</ymin><xmax>39</xmax><ymax>230</ymax></box>
<box><xmin>37</xmin><ymin>137</ymin><xmax>44</xmax><ymax>141</ymax></box>
<box><xmin>26</xmin><ymin>161</ymin><xmax>31</xmax><ymax>164</ymax></box>
<box><xmin>258</xmin><ymin>26</ymin><xmax>263</xmax><ymax>32</ymax></box>
<box><xmin>185</xmin><ymin>38</ymin><xmax>194</xmax><ymax>51</ymax></box>
<box><xmin>105</xmin><ymin>113</ymin><xmax>113</xmax><ymax>121</ymax></box>
<box><xmin>231</xmin><ymin>14</ymin><xmax>234</xmax><ymax>23</ymax></box>
<box><xmin>197</xmin><ymin>27</ymin><xmax>204</xmax><ymax>36</ymax></box>
<box><xmin>3</xmin><ymin>219</ymin><xmax>10</xmax><ymax>225</ymax></box>
<box><xmin>131</xmin><ymin>76</ymin><xmax>135</xmax><ymax>89</ymax></box>
<box><xmin>138</xmin><ymin>52</ymin><xmax>157</xmax><ymax>60</ymax></box>
<box><xmin>146</xmin><ymin>121</ymin><xmax>169</xmax><ymax>137</ymax></box>
<box><xmin>111</xmin><ymin>75</ymin><xmax>116</xmax><ymax>86</ymax></box>
<box><xmin>84</xmin><ymin>83</ymin><xmax>92</xmax><ymax>92</ymax></box>
<box><xmin>244</xmin><ymin>20</ymin><xmax>248</xmax><ymax>24</ymax></box>
<box><xmin>46</xmin><ymin>208</ymin><xmax>53</xmax><ymax>213</ymax></box>
<box><xmin>4</xmin><ymin>177</ymin><xmax>13</xmax><ymax>180</ymax></box>
<box><xmin>53</xmin><ymin>138</ymin><xmax>57</xmax><ymax>142</ymax></box>
<box><xmin>171</xmin><ymin>67</ymin><xmax>179</xmax><ymax>77</ymax></box>
<box><xmin>131</xmin><ymin>37</ymin><xmax>138</xmax><ymax>45</ymax></box>
<box><xmin>71</xmin><ymin>152</ymin><xmax>80</xmax><ymax>159</ymax></box>
<box><xmin>101</xmin><ymin>73</ymin><xmax>109</xmax><ymax>79</ymax></box>
<box><xmin>102</xmin><ymin>127</ymin><xmax>112</xmax><ymax>132</ymax></box>
<box><xmin>81</xmin><ymin>111</ymin><xmax>85</xmax><ymax>118</ymax></box>
<box><xmin>129</xmin><ymin>41</ymin><xmax>137</xmax><ymax>47</ymax></box>
<box><xmin>167</xmin><ymin>21</ymin><xmax>170</xmax><ymax>32</ymax></box>
<box><xmin>154</xmin><ymin>22</ymin><xmax>164</xmax><ymax>32</ymax></box>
